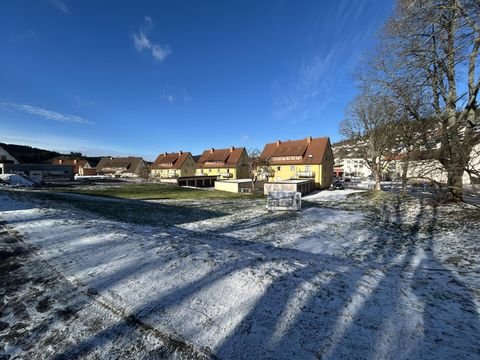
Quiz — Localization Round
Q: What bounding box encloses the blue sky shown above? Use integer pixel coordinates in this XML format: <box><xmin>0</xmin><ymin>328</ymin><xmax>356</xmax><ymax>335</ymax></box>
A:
<box><xmin>0</xmin><ymin>0</ymin><xmax>394</xmax><ymax>160</ymax></box>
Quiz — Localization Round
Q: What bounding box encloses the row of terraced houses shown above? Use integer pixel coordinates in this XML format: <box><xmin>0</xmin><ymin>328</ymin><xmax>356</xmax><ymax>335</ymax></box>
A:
<box><xmin>148</xmin><ymin>136</ymin><xmax>334</xmax><ymax>191</ymax></box>
<box><xmin>0</xmin><ymin>136</ymin><xmax>334</xmax><ymax>192</ymax></box>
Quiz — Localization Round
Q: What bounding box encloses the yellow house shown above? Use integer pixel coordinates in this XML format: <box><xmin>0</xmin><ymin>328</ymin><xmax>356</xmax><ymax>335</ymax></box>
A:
<box><xmin>259</xmin><ymin>136</ymin><xmax>334</xmax><ymax>189</ymax></box>
<box><xmin>151</xmin><ymin>151</ymin><xmax>196</xmax><ymax>178</ymax></box>
<box><xmin>195</xmin><ymin>147</ymin><xmax>249</xmax><ymax>179</ymax></box>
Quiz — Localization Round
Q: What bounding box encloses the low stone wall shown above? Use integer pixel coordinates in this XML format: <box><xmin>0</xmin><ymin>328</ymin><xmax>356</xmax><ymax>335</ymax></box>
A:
<box><xmin>155</xmin><ymin>178</ymin><xmax>178</xmax><ymax>184</ymax></box>
<box><xmin>215</xmin><ymin>181</ymin><xmax>241</xmax><ymax>193</ymax></box>
<box><xmin>264</xmin><ymin>180</ymin><xmax>314</xmax><ymax>195</ymax></box>
<box><xmin>216</xmin><ymin>180</ymin><xmax>266</xmax><ymax>193</ymax></box>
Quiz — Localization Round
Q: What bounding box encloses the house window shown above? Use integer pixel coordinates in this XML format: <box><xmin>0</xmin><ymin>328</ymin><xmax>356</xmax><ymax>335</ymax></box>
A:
<box><xmin>290</xmin><ymin>166</ymin><xmax>295</xmax><ymax>171</ymax></box>
<box><xmin>277</xmin><ymin>166</ymin><xmax>281</xmax><ymax>171</ymax></box>
<box><xmin>209</xmin><ymin>169</ymin><xmax>212</xmax><ymax>173</ymax></box>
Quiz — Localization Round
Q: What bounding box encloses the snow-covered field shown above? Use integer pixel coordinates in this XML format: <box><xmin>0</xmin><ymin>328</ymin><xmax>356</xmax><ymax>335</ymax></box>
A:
<box><xmin>0</xmin><ymin>189</ymin><xmax>479</xmax><ymax>359</ymax></box>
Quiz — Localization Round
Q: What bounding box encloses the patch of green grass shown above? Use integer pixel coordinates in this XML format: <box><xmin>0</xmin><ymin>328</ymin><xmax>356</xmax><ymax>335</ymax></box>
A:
<box><xmin>32</xmin><ymin>192</ymin><xmax>228</xmax><ymax>227</ymax></box>
<box><xmin>58</xmin><ymin>183</ymin><xmax>262</xmax><ymax>201</ymax></box>
<box><xmin>354</xmin><ymin>190</ymin><xmax>401</xmax><ymax>203</ymax></box>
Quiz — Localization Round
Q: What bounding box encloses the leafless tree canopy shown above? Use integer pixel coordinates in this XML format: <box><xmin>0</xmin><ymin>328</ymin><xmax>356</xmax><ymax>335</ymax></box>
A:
<box><xmin>341</xmin><ymin>90</ymin><xmax>399</xmax><ymax>190</ymax></box>
<box><xmin>342</xmin><ymin>0</ymin><xmax>480</xmax><ymax>200</ymax></box>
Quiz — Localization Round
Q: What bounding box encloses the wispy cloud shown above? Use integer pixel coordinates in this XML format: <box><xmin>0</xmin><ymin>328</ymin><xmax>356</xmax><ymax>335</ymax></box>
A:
<box><xmin>49</xmin><ymin>0</ymin><xmax>70</xmax><ymax>14</ymax></box>
<box><xmin>0</xmin><ymin>102</ymin><xmax>93</xmax><ymax>125</ymax></box>
<box><xmin>132</xmin><ymin>17</ymin><xmax>171</xmax><ymax>62</ymax></box>
<box><xmin>273</xmin><ymin>1</ymin><xmax>380</xmax><ymax>123</ymax></box>
<box><xmin>273</xmin><ymin>51</ymin><xmax>337</xmax><ymax>121</ymax></box>
<box><xmin>160</xmin><ymin>88</ymin><xmax>191</xmax><ymax>103</ymax></box>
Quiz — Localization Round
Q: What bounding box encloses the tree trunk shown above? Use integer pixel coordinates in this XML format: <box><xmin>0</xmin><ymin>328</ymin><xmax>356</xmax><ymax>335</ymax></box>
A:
<box><xmin>447</xmin><ymin>164</ymin><xmax>464</xmax><ymax>201</ymax></box>
<box><xmin>373</xmin><ymin>167</ymin><xmax>382</xmax><ymax>191</ymax></box>
<box><xmin>401</xmin><ymin>157</ymin><xmax>409</xmax><ymax>195</ymax></box>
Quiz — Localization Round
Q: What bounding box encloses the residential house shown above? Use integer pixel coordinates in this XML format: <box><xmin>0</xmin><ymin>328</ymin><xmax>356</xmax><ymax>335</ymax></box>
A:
<box><xmin>96</xmin><ymin>156</ymin><xmax>147</xmax><ymax>178</ymax></box>
<box><xmin>51</xmin><ymin>158</ymin><xmax>93</xmax><ymax>176</ymax></box>
<box><xmin>340</xmin><ymin>158</ymin><xmax>372</xmax><ymax>179</ymax></box>
<box><xmin>259</xmin><ymin>136</ymin><xmax>334</xmax><ymax>189</ymax></box>
<box><xmin>0</xmin><ymin>145</ymin><xmax>19</xmax><ymax>166</ymax></box>
<box><xmin>151</xmin><ymin>151</ymin><xmax>196</xmax><ymax>178</ymax></box>
<box><xmin>195</xmin><ymin>147</ymin><xmax>248</xmax><ymax>179</ymax></box>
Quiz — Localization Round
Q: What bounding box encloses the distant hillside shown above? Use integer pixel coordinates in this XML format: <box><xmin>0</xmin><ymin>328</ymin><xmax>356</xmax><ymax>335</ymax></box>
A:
<box><xmin>332</xmin><ymin>138</ymin><xmax>367</xmax><ymax>160</ymax></box>
<box><xmin>0</xmin><ymin>143</ymin><xmax>106</xmax><ymax>166</ymax></box>
<box><xmin>0</xmin><ymin>142</ymin><xmax>64</xmax><ymax>164</ymax></box>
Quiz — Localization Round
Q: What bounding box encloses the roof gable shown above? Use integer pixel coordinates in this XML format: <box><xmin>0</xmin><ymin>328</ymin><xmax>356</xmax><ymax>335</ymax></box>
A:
<box><xmin>96</xmin><ymin>157</ymin><xmax>144</xmax><ymax>173</ymax></box>
<box><xmin>196</xmin><ymin>147</ymin><xmax>245</xmax><ymax>168</ymax></box>
<box><xmin>152</xmin><ymin>152</ymin><xmax>192</xmax><ymax>169</ymax></box>
<box><xmin>0</xmin><ymin>145</ymin><xmax>19</xmax><ymax>164</ymax></box>
<box><xmin>260</xmin><ymin>137</ymin><xmax>331</xmax><ymax>165</ymax></box>
<box><xmin>51</xmin><ymin>158</ymin><xmax>90</xmax><ymax>173</ymax></box>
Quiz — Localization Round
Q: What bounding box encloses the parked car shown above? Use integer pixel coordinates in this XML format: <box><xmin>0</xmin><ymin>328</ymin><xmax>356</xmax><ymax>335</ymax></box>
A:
<box><xmin>331</xmin><ymin>180</ymin><xmax>344</xmax><ymax>190</ymax></box>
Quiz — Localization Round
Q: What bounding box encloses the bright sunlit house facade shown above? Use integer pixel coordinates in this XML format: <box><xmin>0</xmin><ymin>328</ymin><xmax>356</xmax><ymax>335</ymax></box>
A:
<box><xmin>151</xmin><ymin>151</ymin><xmax>196</xmax><ymax>178</ymax></box>
<box><xmin>195</xmin><ymin>147</ymin><xmax>248</xmax><ymax>179</ymax></box>
<box><xmin>259</xmin><ymin>136</ymin><xmax>334</xmax><ymax>189</ymax></box>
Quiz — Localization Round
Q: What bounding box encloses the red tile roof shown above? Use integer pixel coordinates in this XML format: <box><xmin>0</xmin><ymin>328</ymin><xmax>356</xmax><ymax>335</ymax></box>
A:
<box><xmin>260</xmin><ymin>137</ymin><xmax>331</xmax><ymax>165</ymax></box>
<box><xmin>51</xmin><ymin>159</ymin><xmax>90</xmax><ymax>174</ymax></box>
<box><xmin>196</xmin><ymin>147</ymin><xmax>246</xmax><ymax>169</ymax></box>
<box><xmin>151</xmin><ymin>152</ymin><xmax>191</xmax><ymax>170</ymax></box>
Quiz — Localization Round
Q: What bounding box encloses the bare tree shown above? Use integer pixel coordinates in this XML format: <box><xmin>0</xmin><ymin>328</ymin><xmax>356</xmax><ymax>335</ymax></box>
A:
<box><xmin>341</xmin><ymin>90</ymin><xmax>399</xmax><ymax>191</ymax></box>
<box><xmin>244</xmin><ymin>148</ymin><xmax>273</xmax><ymax>190</ymax></box>
<box><xmin>384</xmin><ymin>0</ymin><xmax>480</xmax><ymax>200</ymax></box>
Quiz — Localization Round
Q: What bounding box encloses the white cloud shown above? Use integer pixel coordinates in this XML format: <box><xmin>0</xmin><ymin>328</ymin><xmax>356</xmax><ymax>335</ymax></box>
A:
<box><xmin>132</xmin><ymin>31</ymin><xmax>151</xmax><ymax>52</ymax></box>
<box><xmin>160</xmin><ymin>88</ymin><xmax>191</xmax><ymax>103</ymax></box>
<box><xmin>49</xmin><ymin>0</ymin><xmax>70</xmax><ymax>14</ymax></box>
<box><xmin>0</xmin><ymin>102</ymin><xmax>93</xmax><ymax>125</ymax></box>
<box><xmin>161</xmin><ymin>93</ymin><xmax>175</xmax><ymax>103</ymax></box>
<box><xmin>151</xmin><ymin>44</ymin><xmax>172</xmax><ymax>61</ymax></box>
<box><xmin>132</xmin><ymin>17</ymin><xmax>171</xmax><ymax>62</ymax></box>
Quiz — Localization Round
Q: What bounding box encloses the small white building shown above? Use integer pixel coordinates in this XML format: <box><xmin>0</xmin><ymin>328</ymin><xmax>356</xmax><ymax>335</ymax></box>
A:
<box><xmin>340</xmin><ymin>158</ymin><xmax>372</xmax><ymax>179</ymax></box>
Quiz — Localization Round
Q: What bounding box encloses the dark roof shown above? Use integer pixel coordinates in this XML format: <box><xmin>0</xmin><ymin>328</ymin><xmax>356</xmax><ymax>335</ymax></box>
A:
<box><xmin>260</xmin><ymin>137</ymin><xmax>331</xmax><ymax>165</ymax></box>
<box><xmin>151</xmin><ymin>152</ymin><xmax>192</xmax><ymax>170</ymax></box>
<box><xmin>192</xmin><ymin>155</ymin><xmax>201</xmax><ymax>162</ymax></box>
<box><xmin>96</xmin><ymin>157</ymin><xmax>145</xmax><ymax>173</ymax></box>
<box><xmin>196</xmin><ymin>147</ymin><xmax>246</xmax><ymax>169</ymax></box>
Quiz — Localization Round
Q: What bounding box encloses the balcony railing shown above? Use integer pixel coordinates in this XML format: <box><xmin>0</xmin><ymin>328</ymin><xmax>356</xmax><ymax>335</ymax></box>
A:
<box><xmin>219</xmin><ymin>172</ymin><xmax>233</xmax><ymax>178</ymax></box>
<box><xmin>296</xmin><ymin>171</ymin><xmax>315</xmax><ymax>178</ymax></box>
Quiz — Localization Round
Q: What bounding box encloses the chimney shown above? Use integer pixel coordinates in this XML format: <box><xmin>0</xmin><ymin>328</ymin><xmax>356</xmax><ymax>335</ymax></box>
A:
<box><xmin>59</xmin><ymin>159</ymin><xmax>63</xmax><ymax>164</ymax></box>
<box><xmin>164</xmin><ymin>152</ymin><xmax>167</xmax><ymax>156</ymax></box>
<box><xmin>229</xmin><ymin>146</ymin><xmax>235</xmax><ymax>153</ymax></box>
<box><xmin>74</xmin><ymin>159</ymin><xmax>78</xmax><ymax>164</ymax></box>
<box><xmin>179</xmin><ymin>150</ymin><xmax>183</xmax><ymax>155</ymax></box>
<box><xmin>276</xmin><ymin>140</ymin><xmax>281</xmax><ymax>147</ymax></box>
<box><xmin>210</xmin><ymin>148</ymin><xmax>215</xmax><ymax>153</ymax></box>
<box><xmin>307</xmin><ymin>136</ymin><xmax>312</xmax><ymax>144</ymax></box>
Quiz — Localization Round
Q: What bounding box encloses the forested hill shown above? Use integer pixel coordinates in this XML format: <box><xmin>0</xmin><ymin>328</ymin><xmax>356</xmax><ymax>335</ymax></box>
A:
<box><xmin>0</xmin><ymin>142</ymin><xmax>64</xmax><ymax>164</ymax></box>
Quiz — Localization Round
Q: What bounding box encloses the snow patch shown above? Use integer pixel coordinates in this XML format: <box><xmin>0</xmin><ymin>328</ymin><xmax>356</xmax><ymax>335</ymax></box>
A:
<box><xmin>0</xmin><ymin>174</ymin><xmax>34</xmax><ymax>187</ymax></box>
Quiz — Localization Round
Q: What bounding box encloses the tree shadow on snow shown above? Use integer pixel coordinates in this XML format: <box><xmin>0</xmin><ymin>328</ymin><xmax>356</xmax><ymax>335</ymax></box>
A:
<box><xmin>2</xmin><ymin>191</ymin><xmax>479</xmax><ymax>359</ymax></box>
